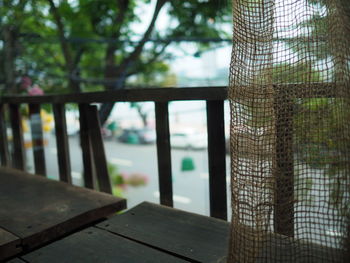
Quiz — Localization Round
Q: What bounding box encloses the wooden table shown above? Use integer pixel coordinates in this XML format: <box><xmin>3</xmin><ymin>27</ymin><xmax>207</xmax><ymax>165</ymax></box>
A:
<box><xmin>17</xmin><ymin>202</ymin><xmax>230</xmax><ymax>263</ymax></box>
<box><xmin>0</xmin><ymin>167</ymin><xmax>126</xmax><ymax>261</ymax></box>
<box><xmin>13</xmin><ymin>202</ymin><xmax>346</xmax><ymax>263</ymax></box>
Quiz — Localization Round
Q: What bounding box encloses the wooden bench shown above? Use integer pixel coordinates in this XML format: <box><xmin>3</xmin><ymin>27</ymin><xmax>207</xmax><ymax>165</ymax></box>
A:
<box><xmin>0</xmin><ymin>167</ymin><xmax>126</xmax><ymax>261</ymax></box>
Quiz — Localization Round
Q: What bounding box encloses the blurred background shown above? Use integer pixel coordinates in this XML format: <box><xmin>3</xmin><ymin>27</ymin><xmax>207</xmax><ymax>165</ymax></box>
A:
<box><xmin>0</xmin><ymin>0</ymin><xmax>232</xmax><ymax>216</ymax></box>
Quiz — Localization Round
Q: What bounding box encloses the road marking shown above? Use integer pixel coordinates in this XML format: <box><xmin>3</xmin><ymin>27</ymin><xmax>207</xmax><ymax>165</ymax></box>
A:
<box><xmin>110</xmin><ymin>158</ymin><xmax>133</xmax><ymax>167</ymax></box>
<box><xmin>71</xmin><ymin>171</ymin><xmax>81</xmax><ymax>179</ymax></box>
<box><xmin>153</xmin><ymin>191</ymin><xmax>191</xmax><ymax>204</ymax></box>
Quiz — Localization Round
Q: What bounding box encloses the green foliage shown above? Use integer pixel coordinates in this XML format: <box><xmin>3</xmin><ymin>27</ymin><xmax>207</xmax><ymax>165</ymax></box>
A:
<box><xmin>271</xmin><ymin>63</ymin><xmax>322</xmax><ymax>84</ymax></box>
<box><xmin>108</xmin><ymin>161</ymin><xmax>149</xmax><ymax>198</ymax></box>
<box><xmin>283</xmin><ymin>0</ymin><xmax>350</xmax><ymax>217</ymax></box>
<box><xmin>108</xmin><ymin>162</ymin><xmax>124</xmax><ymax>186</ymax></box>
<box><xmin>0</xmin><ymin>0</ymin><xmax>231</xmax><ymax>94</ymax></box>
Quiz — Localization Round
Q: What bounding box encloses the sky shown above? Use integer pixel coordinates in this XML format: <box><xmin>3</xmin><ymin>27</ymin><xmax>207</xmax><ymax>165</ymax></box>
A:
<box><xmin>130</xmin><ymin>0</ymin><xmax>232</xmax><ymax>80</ymax></box>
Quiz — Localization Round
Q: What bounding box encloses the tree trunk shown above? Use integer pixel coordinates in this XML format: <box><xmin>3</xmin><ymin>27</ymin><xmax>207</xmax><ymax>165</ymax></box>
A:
<box><xmin>136</xmin><ymin>105</ymin><xmax>148</xmax><ymax>127</ymax></box>
<box><xmin>99</xmin><ymin>66</ymin><xmax>128</xmax><ymax>125</ymax></box>
<box><xmin>68</xmin><ymin>68</ymin><xmax>81</xmax><ymax>93</ymax></box>
<box><xmin>3</xmin><ymin>26</ymin><xmax>18</xmax><ymax>94</ymax></box>
<box><xmin>99</xmin><ymin>102</ymin><xmax>116</xmax><ymax>126</ymax></box>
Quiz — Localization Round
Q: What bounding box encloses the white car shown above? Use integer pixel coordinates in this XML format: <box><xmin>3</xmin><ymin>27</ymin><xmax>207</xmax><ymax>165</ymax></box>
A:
<box><xmin>170</xmin><ymin>132</ymin><xmax>207</xmax><ymax>150</ymax></box>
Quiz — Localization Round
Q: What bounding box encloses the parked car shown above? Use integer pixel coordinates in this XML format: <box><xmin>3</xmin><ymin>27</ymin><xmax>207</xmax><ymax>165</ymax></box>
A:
<box><xmin>170</xmin><ymin>132</ymin><xmax>207</xmax><ymax>150</ymax></box>
<box><xmin>118</xmin><ymin>128</ymin><xmax>156</xmax><ymax>144</ymax></box>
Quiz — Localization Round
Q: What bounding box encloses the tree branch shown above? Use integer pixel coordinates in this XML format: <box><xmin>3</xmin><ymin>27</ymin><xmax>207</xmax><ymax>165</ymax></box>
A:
<box><xmin>126</xmin><ymin>41</ymin><xmax>170</xmax><ymax>77</ymax></box>
<box><xmin>47</xmin><ymin>0</ymin><xmax>73</xmax><ymax>67</ymax></box>
<box><xmin>105</xmin><ymin>0</ymin><xmax>130</xmax><ymax>74</ymax></box>
<box><xmin>120</xmin><ymin>0</ymin><xmax>167</xmax><ymax>69</ymax></box>
<box><xmin>73</xmin><ymin>47</ymin><xmax>85</xmax><ymax>68</ymax></box>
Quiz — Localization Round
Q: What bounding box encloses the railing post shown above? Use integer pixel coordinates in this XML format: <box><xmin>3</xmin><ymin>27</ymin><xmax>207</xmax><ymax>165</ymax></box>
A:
<box><xmin>0</xmin><ymin>104</ymin><xmax>10</xmax><ymax>166</ymax></box>
<box><xmin>29</xmin><ymin>104</ymin><xmax>46</xmax><ymax>176</ymax></box>
<box><xmin>274</xmin><ymin>88</ymin><xmax>294</xmax><ymax>237</ymax></box>
<box><xmin>206</xmin><ymin>100</ymin><xmax>227</xmax><ymax>220</ymax></box>
<box><xmin>155</xmin><ymin>101</ymin><xmax>173</xmax><ymax>207</ymax></box>
<box><xmin>86</xmin><ymin>105</ymin><xmax>112</xmax><ymax>194</ymax></box>
<box><xmin>9</xmin><ymin>104</ymin><xmax>26</xmax><ymax>170</ymax></box>
<box><xmin>79</xmin><ymin>104</ymin><xmax>96</xmax><ymax>189</ymax></box>
<box><xmin>53</xmin><ymin>103</ymin><xmax>72</xmax><ymax>183</ymax></box>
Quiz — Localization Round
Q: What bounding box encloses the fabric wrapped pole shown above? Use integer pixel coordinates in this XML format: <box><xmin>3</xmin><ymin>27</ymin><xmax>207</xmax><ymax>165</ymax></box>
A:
<box><xmin>228</xmin><ymin>0</ymin><xmax>350</xmax><ymax>262</ymax></box>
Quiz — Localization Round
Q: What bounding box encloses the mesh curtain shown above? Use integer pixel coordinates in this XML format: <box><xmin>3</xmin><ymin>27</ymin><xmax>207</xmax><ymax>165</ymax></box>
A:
<box><xmin>228</xmin><ymin>0</ymin><xmax>350</xmax><ymax>262</ymax></box>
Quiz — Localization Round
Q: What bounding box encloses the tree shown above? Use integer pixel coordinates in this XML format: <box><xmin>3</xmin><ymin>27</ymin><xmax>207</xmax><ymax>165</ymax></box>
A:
<box><xmin>0</xmin><ymin>0</ymin><xmax>231</xmax><ymax>124</ymax></box>
<box><xmin>0</xmin><ymin>0</ymin><xmax>49</xmax><ymax>94</ymax></box>
<box><xmin>282</xmin><ymin>0</ymin><xmax>350</xmax><ymax>216</ymax></box>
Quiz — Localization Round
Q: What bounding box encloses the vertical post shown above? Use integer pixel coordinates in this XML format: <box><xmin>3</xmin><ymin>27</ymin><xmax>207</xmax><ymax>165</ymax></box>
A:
<box><xmin>206</xmin><ymin>100</ymin><xmax>227</xmax><ymax>220</ymax></box>
<box><xmin>86</xmin><ymin>105</ymin><xmax>112</xmax><ymax>194</ymax></box>
<box><xmin>9</xmin><ymin>104</ymin><xmax>25</xmax><ymax>170</ymax></box>
<box><xmin>79</xmin><ymin>104</ymin><xmax>95</xmax><ymax>189</ymax></box>
<box><xmin>29</xmin><ymin>104</ymin><xmax>46</xmax><ymax>176</ymax></box>
<box><xmin>53</xmin><ymin>103</ymin><xmax>72</xmax><ymax>183</ymax></box>
<box><xmin>0</xmin><ymin>104</ymin><xmax>10</xmax><ymax>166</ymax></box>
<box><xmin>155</xmin><ymin>101</ymin><xmax>173</xmax><ymax>207</ymax></box>
<box><xmin>274</xmin><ymin>89</ymin><xmax>294</xmax><ymax>237</ymax></box>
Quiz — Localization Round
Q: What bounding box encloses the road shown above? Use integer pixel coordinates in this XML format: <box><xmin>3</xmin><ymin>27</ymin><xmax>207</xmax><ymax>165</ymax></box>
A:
<box><xmin>25</xmin><ymin>133</ymin><xmax>231</xmax><ymax>217</ymax></box>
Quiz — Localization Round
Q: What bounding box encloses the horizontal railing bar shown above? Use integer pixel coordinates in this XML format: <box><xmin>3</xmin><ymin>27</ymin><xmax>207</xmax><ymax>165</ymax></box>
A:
<box><xmin>0</xmin><ymin>87</ymin><xmax>227</xmax><ymax>104</ymax></box>
<box><xmin>0</xmin><ymin>83</ymin><xmax>337</xmax><ymax>104</ymax></box>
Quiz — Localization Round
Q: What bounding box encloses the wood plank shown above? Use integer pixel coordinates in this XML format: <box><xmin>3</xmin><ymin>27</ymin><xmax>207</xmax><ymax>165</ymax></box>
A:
<box><xmin>206</xmin><ymin>100</ymin><xmax>227</xmax><ymax>220</ymax></box>
<box><xmin>29</xmin><ymin>104</ymin><xmax>46</xmax><ymax>176</ymax></box>
<box><xmin>96</xmin><ymin>202</ymin><xmax>345</xmax><ymax>263</ymax></box>
<box><xmin>274</xmin><ymin>89</ymin><xmax>294</xmax><ymax>237</ymax></box>
<box><xmin>79</xmin><ymin>104</ymin><xmax>95</xmax><ymax>189</ymax></box>
<box><xmin>6</xmin><ymin>259</ymin><xmax>26</xmax><ymax>263</ymax></box>
<box><xmin>53</xmin><ymin>103</ymin><xmax>72</xmax><ymax>183</ymax></box>
<box><xmin>97</xmin><ymin>202</ymin><xmax>230</xmax><ymax>263</ymax></box>
<box><xmin>0</xmin><ymin>104</ymin><xmax>10</xmax><ymax>166</ymax></box>
<box><xmin>155</xmin><ymin>102</ymin><xmax>173</xmax><ymax>207</ymax></box>
<box><xmin>22</xmin><ymin>227</ymin><xmax>189</xmax><ymax>263</ymax></box>
<box><xmin>9</xmin><ymin>104</ymin><xmax>25</xmax><ymax>170</ymax></box>
<box><xmin>0</xmin><ymin>86</ymin><xmax>228</xmax><ymax>104</ymax></box>
<box><xmin>0</xmin><ymin>228</ymin><xmax>21</xmax><ymax>261</ymax></box>
<box><xmin>0</xmin><ymin>167</ymin><xmax>126</xmax><ymax>252</ymax></box>
<box><xmin>0</xmin><ymin>84</ymin><xmax>336</xmax><ymax>105</ymax></box>
<box><xmin>86</xmin><ymin>105</ymin><xmax>112</xmax><ymax>194</ymax></box>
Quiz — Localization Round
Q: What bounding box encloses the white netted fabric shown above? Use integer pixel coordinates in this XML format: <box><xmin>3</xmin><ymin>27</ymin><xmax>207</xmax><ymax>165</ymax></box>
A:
<box><xmin>228</xmin><ymin>0</ymin><xmax>350</xmax><ymax>262</ymax></box>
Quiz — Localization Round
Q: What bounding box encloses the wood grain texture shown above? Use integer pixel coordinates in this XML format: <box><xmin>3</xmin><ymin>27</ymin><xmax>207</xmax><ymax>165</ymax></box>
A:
<box><xmin>78</xmin><ymin>104</ymin><xmax>95</xmax><ymax>189</ymax></box>
<box><xmin>6</xmin><ymin>258</ymin><xmax>26</xmax><ymax>263</ymax></box>
<box><xmin>22</xmin><ymin>227</ymin><xmax>189</xmax><ymax>263</ymax></box>
<box><xmin>155</xmin><ymin>102</ymin><xmax>173</xmax><ymax>207</ymax></box>
<box><xmin>0</xmin><ymin>228</ymin><xmax>21</xmax><ymax>261</ymax></box>
<box><xmin>206</xmin><ymin>100</ymin><xmax>227</xmax><ymax>220</ymax></box>
<box><xmin>0</xmin><ymin>87</ymin><xmax>227</xmax><ymax>104</ymax></box>
<box><xmin>53</xmin><ymin>104</ymin><xmax>72</xmax><ymax>183</ymax></box>
<box><xmin>0</xmin><ymin>84</ymin><xmax>336</xmax><ymax>105</ymax></box>
<box><xmin>9</xmin><ymin>104</ymin><xmax>25</xmax><ymax>170</ymax></box>
<box><xmin>29</xmin><ymin>104</ymin><xmax>46</xmax><ymax>176</ymax></box>
<box><xmin>97</xmin><ymin>202</ymin><xmax>230</xmax><ymax>263</ymax></box>
<box><xmin>0</xmin><ymin>167</ymin><xmax>126</xmax><ymax>252</ymax></box>
<box><xmin>274</xmin><ymin>90</ymin><xmax>294</xmax><ymax>237</ymax></box>
<box><xmin>85</xmin><ymin>105</ymin><xmax>111</xmax><ymax>194</ymax></box>
<box><xmin>0</xmin><ymin>104</ymin><xmax>10</xmax><ymax>166</ymax></box>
